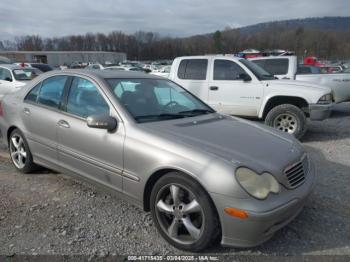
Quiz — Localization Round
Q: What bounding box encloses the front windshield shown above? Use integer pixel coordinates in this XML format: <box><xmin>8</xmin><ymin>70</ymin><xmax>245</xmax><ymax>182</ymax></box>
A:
<box><xmin>106</xmin><ymin>78</ymin><xmax>215</xmax><ymax>123</ymax></box>
<box><xmin>13</xmin><ymin>68</ymin><xmax>41</xmax><ymax>80</ymax></box>
<box><xmin>240</xmin><ymin>59</ymin><xmax>276</xmax><ymax>80</ymax></box>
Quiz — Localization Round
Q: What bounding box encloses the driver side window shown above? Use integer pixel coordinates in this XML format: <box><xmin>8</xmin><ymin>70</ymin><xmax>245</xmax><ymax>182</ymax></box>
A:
<box><xmin>66</xmin><ymin>77</ymin><xmax>110</xmax><ymax>118</ymax></box>
<box><xmin>213</xmin><ymin>60</ymin><xmax>245</xmax><ymax>80</ymax></box>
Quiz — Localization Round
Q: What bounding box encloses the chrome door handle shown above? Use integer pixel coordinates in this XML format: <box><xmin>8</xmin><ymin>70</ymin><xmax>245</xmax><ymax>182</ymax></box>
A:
<box><xmin>23</xmin><ymin>108</ymin><xmax>31</xmax><ymax>115</ymax></box>
<box><xmin>57</xmin><ymin>120</ymin><xmax>70</xmax><ymax>128</ymax></box>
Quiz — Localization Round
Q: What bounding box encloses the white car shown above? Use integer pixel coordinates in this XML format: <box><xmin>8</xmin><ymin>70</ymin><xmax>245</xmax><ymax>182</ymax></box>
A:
<box><xmin>103</xmin><ymin>66</ymin><xmax>146</xmax><ymax>72</ymax></box>
<box><xmin>250</xmin><ymin>56</ymin><xmax>350</xmax><ymax>103</ymax></box>
<box><xmin>150</xmin><ymin>65</ymin><xmax>171</xmax><ymax>78</ymax></box>
<box><xmin>0</xmin><ymin>64</ymin><xmax>42</xmax><ymax>97</ymax></box>
<box><xmin>169</xmin><ymin>55</ymin><xmax>333</xmax><ymax>139</ymax></box>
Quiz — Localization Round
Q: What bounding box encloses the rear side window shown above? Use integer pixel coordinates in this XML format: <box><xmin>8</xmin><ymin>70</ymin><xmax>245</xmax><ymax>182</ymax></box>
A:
<box><xmin>251</xmin><ymin>60</ymin><xmax>265</xmax><ymax>68</ymax></box>
<box><xmin>177</xmin><ymin>59</ymin><xmax>208</xmax><ymax>80</ymax></box>
<box><xmin>260</xmin><ymin>59</ymin><xmax>289</xmax><ymax>75</ymax></box>
<box><xmin>297</xmin><ymin>66</ymin><xmax>312</xmax><ymax>74</ymax></box>
<box><xmin>297</xmin><ymin>66</ymin><xmax>321</xmax><ymax>74</ymax></box>
<box><xmin>0</xmin><ymin>68</ymin><xmax>13</xmax><ymax>82</ymax></box>
<box><xmin>37</xmin><ymin>76</ymin><xmax>68</xmax><ymax>109</ymax></box>
<box><xmin>213</xmin><ymin>60</ymin><xmax>246</xmax><ymax>80</ymax></box>
<box><xmin>24</xmin><ymin>83</ymin><xmax>41</xmax><ymax>103</ymax></box>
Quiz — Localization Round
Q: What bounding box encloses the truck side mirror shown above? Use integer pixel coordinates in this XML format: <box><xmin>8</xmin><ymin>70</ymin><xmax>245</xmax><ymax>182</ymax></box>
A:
<box><xmin>239</xmin><ymin>73</ymin><xmax>252</xmax><ymax>82</ymax></box>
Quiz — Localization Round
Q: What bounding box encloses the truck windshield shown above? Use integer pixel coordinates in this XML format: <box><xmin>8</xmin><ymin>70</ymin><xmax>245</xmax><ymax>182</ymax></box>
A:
<box><xmin>240</xmin><ymin>59</ymin><xmax>276</xmax><ymax>80</ymax></box>
<box><xmin>106</xmin><ymin>78</ymin><xmax>215</xmax><ymax>123</ymax></box>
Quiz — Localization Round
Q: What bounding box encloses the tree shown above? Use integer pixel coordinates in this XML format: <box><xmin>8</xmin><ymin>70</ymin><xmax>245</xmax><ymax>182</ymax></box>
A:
<box><xmin>213</xmin><ymin>30</ymin><xmax>222</xmax><ymax>53</ymax></box>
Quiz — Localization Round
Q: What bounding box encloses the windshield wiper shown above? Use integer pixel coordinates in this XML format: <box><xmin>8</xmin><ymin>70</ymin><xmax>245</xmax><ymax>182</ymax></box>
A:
<box><xmin>178</xmin><ymin>109</ymin><xmax>214</xmax><ymax>115</ymax></box>
<box><xmin>135</xmin><ymin>113</ymin><xmax>186</xmax><ymax>121</ymax></box>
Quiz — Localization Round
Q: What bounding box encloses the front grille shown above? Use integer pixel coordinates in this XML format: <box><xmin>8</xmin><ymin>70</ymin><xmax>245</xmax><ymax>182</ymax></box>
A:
<box><xmin>284</xmin><ymin>155</ymin><xmax>308</xmax><ymax>188</ymax></box>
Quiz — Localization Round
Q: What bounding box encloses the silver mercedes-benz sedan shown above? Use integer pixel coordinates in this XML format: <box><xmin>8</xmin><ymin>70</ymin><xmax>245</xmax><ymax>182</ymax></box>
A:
<box><xmin>0</xmin><ymin>70</ymin><xmax>315</xmax><ymax>251</ymax></box>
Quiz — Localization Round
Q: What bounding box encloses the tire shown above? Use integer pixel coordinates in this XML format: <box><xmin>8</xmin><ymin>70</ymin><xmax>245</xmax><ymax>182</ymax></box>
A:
<box><xmin>150</xmin><ymin>172</ymin><xmax>221</xmax><ymax>252</ymax></box>
<box><xmin>265</xmin><ymin>104</ymin><xmax>307</xmax><ymax>139</ymax></box>
<box><xmin>8</xmin><ymin>129</ymin><xmax>38</xmax><ymax>173</ymax></box>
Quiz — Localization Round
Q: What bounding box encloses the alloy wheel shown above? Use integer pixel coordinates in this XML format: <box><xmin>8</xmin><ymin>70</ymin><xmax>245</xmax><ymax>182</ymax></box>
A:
<box><xmin>155</xmin><ymin>184</ymin><xmax>204</xmax><ymax>245</ymax></box>
<box><xmin>9</xmin><ymin>134</ymin><xmax>27</xmax><ymax>169</ymax></box>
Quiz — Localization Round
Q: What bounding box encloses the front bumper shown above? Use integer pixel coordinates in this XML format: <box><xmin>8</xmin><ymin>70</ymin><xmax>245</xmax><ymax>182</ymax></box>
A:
<box><xmin>309</xmin><ymin>103</ymin><xmax>333</xmax><ymax>121</ymax></box>
<box><xmin>211</xmin><ymin>162</ymin><xmax>316</xmax><ymax>248</ymax></box>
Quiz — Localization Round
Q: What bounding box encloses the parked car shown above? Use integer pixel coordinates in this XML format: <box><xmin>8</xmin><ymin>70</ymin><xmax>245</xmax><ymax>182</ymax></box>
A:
<box><xmin>15</xmin><ymin>62</ymin><xmax>54</xmax><ymax>72</ymax></box>
<box><xmin>320</xmin><ymin>65</ymin><xmax>343</xmax><ymax>74</ymax></box>
<box><xmin>85</xmin><ymin>63</ymin><xmax>105</xmax><ymax>70</ymax></box>
<box><xmin>0</xmin><ymin>70</ymin><xmax>315</xmax><ymax>251</ymax></box>
<box><xmin>0</xmin><ymin>64</ymin><xmax>42</xmax><ymax>98</ymax></box>
<box><xmin>169</xmin><ymin>56</ymin><xmax>333</xmax><ymax>139</ymax></box>
<box><xmin>103</xmin><ymin>66</ymin><xmax>147</xmax><ymax>73</ymax></box>
<box><xmin>250</xmin><ymin>56</ymin><xmax>350</xmax><ymax>103</ymax></box>
<box><xmin>150</xmin><ymin>65</ymin><xmax>171</xmax><ymax>78</ymax></box>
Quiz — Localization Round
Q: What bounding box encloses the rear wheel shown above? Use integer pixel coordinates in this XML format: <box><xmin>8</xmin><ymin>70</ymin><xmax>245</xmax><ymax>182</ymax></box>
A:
<box><xmin>9</xmin><ymin>129</ymin><xmax>38</xmax><ymax>173</ymax></box>
<box><xmin>265</xmin><ymin>104</ymin><xmax>307</xmax><ymax>139</ymax></box>
<box><xmin>150</xmin><ymin>172</ymin><xmax>221</xmax><ymax>251</ymax></box>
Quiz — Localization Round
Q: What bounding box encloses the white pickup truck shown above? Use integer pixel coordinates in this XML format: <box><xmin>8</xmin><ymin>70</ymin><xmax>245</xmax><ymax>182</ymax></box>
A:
<box><xmin>250</xmin><ymin>56</ymin><xmax>350</xmax><ymax>103</ymax></box>
<box><xmin>169</xmin><ymin>55</ymin><xmax>333</xmax><ymax>139</ymax></box>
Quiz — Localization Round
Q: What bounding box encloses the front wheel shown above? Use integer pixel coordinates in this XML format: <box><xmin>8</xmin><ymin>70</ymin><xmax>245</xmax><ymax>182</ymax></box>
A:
<box><xmin>150</xmin><ymin>172</ymin><xmax>221</xmax><ymax>251</ymax></box>
<box><xmin>265</xmin><ymin>104</ymin><xmax>307</xmax><ymax>139</ymax></box>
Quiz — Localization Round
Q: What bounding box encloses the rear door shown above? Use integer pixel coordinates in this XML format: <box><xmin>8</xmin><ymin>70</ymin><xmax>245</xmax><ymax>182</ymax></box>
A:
<box><xmin>57</xmin><ymin>76</ymin><xmax>124</xmax><ymax>192</ymax></box>
<box><xmin>208</xmin><ymin>59</ymin><xmax>262</xmax><ymax>117</ymax></box>
<box><xmin>22</xmin><ymin>75</ymin><xmax>69</xmax><ymax>164</ymax></box>
<box><xmin>172</xmin><ymin>58</ymin><xmax>209</xmax><ymax>102</ymax></box>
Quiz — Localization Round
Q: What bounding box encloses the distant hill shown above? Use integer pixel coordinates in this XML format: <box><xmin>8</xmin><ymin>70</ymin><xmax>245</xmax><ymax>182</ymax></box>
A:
<box><xmin>237</xmin><ymin>17</ymin><xmax>350</xmax><ymax>34</ymax></box>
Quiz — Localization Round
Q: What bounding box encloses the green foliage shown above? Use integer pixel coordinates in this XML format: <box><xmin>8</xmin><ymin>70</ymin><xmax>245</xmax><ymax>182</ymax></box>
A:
<box><xmin>6</xmin><ymin>17</ymin><xmax>350</xmax><ymax>60</ymax></box>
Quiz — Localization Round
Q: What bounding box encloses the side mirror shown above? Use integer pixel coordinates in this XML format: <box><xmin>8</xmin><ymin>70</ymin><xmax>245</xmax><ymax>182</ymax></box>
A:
<box><xmin>87</xmin><ymin>115</ymin><xmax>118</xmax><ymax>131</ymax></box>
<box><xmin>4</xmin><ymin>77</ymin><xmax>12</xmax><ymax>82</ymax></box>
<box><xmin>239</xmin><ymin>73</ymin><xmax>252</xmax><ymax>82</ymax></box>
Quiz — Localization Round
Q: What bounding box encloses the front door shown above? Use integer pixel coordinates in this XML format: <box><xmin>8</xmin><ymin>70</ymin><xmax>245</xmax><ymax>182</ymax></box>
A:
<box><xmin>208</xmin><ymin>59</ymin><xmax>263</xmax><ymax>117</ymax></box>
<box><xmin>57</xmin><ymin>76</ymin><xmax>124</xmax><ymax>192</ymax></box>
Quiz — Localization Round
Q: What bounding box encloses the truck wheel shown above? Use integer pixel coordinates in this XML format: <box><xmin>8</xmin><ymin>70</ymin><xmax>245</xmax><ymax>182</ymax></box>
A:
<box><xmin>265</xmin><ymin>104</ymin><xmax>307</xmax><ymax>139</ymax></box>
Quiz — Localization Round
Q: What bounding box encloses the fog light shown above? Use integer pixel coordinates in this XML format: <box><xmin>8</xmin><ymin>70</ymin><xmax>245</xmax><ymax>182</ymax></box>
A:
<box><xmin>224</xmin><ymin>207</ymin><xmax>249</xmax><ymax>219</ymax></box>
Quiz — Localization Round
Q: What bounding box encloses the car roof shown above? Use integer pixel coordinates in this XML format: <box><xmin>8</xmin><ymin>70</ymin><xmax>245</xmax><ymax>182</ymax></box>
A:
<box><xmin>174</xmin><ymin>55</ymin><xmax>242</xmax><ymax>61</ymax></box>
<box><xmin>56</xmin><ymin>69</ymin><xmax>164</xmax><ymax>79</ymax></box>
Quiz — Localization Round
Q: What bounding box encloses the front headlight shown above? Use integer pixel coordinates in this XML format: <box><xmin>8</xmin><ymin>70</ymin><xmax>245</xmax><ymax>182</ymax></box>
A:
<box><xmin>317</xmin><ymin>93</ymin><xmax>333</xmax><ymax>104</ymax></box>
<box><xmin>235</xmin><ymin>167</ymin><xmax>280</xmax><ymax>200</ymax></box>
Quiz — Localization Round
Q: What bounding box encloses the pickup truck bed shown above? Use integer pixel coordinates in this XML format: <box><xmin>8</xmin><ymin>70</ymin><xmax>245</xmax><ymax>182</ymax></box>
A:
<box><xmin>295</xmin><ymin>73</ymin><xmax>350</xmax><ymax>103</ymax></box>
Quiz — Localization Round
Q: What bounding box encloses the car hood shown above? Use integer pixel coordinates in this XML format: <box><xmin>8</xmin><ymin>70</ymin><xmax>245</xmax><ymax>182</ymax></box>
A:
<box><xmin>265</xmin><ymin>79</ymin><xmax>331</xmax><ymax>93</ymax></box>
<box><xmin>142</xmin><ymin>114</ymin><xmax>304</xmax><ymax>175</ymax></box>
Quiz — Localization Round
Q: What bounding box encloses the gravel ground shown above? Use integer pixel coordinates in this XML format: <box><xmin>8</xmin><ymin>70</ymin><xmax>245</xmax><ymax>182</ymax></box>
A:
<box><xmin>0</xmin><ymin>103</ymin><xmax>349</xmax><ymax>260</ymax></box>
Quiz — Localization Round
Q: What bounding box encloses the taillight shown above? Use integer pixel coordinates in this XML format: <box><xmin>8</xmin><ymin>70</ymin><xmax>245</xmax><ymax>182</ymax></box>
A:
<box><xmin>0</xmin><ymin>101</ymin><xmax>4</xmax><ymax>117</ymax></box>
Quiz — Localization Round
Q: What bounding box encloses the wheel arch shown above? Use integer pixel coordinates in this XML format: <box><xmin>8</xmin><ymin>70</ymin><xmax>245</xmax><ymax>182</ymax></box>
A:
<box><xmin>261</xmin><ymin>96</ymin><xmax>309</xmax><ymax>119</ymax></box>
<box><xmin>143</xmin><ymin>168</ymin><xmax>216</xmax><ymax>213</ymax></box>
<box><xmin>7</xmin><ymin>125</ymin><xmax>19</xmax><ymax>144</ymax></box>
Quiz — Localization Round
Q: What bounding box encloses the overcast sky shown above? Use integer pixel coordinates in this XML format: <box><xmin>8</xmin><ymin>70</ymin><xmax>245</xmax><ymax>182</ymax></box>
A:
<box><xmin>1</xmin><ymin>0</ymin><xmax>349</xmax><ymax>40</ymax></box>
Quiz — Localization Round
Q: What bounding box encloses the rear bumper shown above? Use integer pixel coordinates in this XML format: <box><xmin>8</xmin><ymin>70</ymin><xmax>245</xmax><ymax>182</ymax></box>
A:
<box><xmin>211</xmin><ymin>162</ymin><xmax>316</xmax><ymax>248</ymax></box>
<box><xmin>309</xmin><ymin>103</ymin><xmax>333</xmax><ymax>120</ymax></box>
<box><xmin>0</xmin><ymin>120</ymin><xmax>8</xmax><ymax>147</ymax></box>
